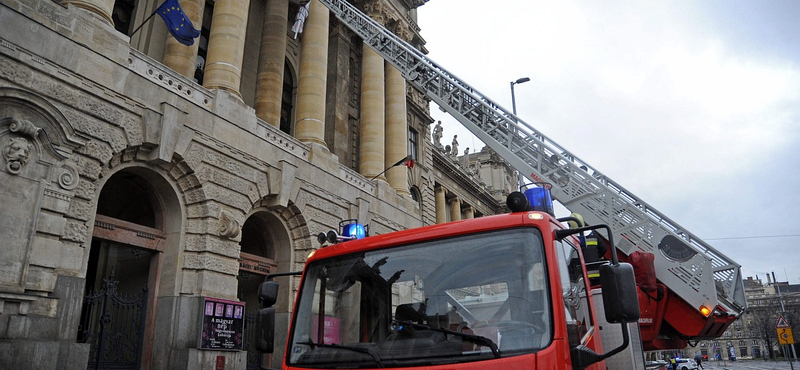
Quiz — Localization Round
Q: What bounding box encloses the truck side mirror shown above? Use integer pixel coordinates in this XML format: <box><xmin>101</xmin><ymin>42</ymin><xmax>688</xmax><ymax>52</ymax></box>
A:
<box><xmin>259</xmin><ymin>281</ymin><xmax>279</xmax><ymax>308</ymax></box>
<box><xmin>599</xmin><ymin>262</ymin><xmax>640</xmax><ymax>323</ymax></box>
<box><xmin>256</xmin><ymin>280</ymin><xmax>279</xmax><ymax>355</ymax></box>
<box><xmin>255</xmin><ymin>307</ymin><xmax>275</xmax><ymax>353</ymax></box>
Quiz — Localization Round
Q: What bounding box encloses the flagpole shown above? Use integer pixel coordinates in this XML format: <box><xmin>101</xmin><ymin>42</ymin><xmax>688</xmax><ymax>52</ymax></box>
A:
<box><xmin>130</xmin><ymin>9</ymin><xmax>159</xmax><ymax>39</ymax></box>
<box><xmin>369</xmin><ymin>156</ymin><xmax>411</xmax><ymax>181</ymax></box>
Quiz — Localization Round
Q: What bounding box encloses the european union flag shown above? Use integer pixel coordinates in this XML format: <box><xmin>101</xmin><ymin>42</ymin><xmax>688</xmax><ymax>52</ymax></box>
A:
<box><xmin>156</xmin><ymin>0</ymin><xmax>200</xmax><ymax>46</ymax></box>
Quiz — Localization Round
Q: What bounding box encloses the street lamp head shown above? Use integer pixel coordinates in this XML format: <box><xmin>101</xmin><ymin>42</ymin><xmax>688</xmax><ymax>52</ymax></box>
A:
<box><xmin>514</xmin><ymin>77</ymin><xmax>531</xmax><ymax>84</ymax></box>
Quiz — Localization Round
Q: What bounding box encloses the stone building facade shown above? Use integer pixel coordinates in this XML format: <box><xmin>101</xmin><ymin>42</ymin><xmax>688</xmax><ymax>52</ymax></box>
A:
<box><xmin>0</xmin><ymin>0</ymin><xmax>514</xmax><ymax>369</ymax></box>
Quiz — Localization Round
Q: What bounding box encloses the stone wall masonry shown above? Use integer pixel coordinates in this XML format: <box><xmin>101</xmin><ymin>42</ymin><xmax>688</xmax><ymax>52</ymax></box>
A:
<box><xmin>59</xmin><ymin>106</ymin><xmax>128</xmax><ymax>152</ymax></box>
<box><xmin>182</xmin><ymin>253</ymin><xmax>239</xmax><ymax>276</ymax></box>
<box><xmin>196</xmin><ymin>137</ymin><xmax>266</xmax><ymax>184</ymax></box>
<box><xmin>293</xmin><ymin>250</ymin><xmax>311</xmax><ymax>269</ymax></box>
<box><xmin>301</xmin><ymin>207</ymin><xmax>347</xmax><ymax>238</ymax></box>
<box><xmin>29</xmin><ymin>236</ymin><xmax>84</xmax><ymax>275</ymax></box>
<box><xmin>0</xmin><ymin>45</ymin><xmax>144</xmax><ymax>149</ymax></box>
<box><xmin>62</xmin><ymin>220</ymin><xmax>88</xmax><ymax>243</ymax></box>
<box><xmin>65</xmin><ymin>197</ymin><xmax>92</xmax><ymax>222</ymax></box>
<box><xmin>195</xmin><ymin>164</ymin><xmax>256</xmax><ymax>203</ymax></box>
<box><xmin>193</xmin><ymin>183</ymin><xmax>253</xmax><ymax>213</ymax></box>
<box><xmin>28</xmin><ymin>236</ymin><xmax>63</xmax><ymax>270</ymax></box>
<box><xmin>25</xmin><ymin>293</ymin><xmax>57</xmax><ymax>318</ymax></box>
<box><xmin>180</xmin><ymin>270</ymin><xmax>197</xmax><ymax>295</ymax></box>
<box><xmin>194</xmin><ymin>270</ymin><xmax>238</xmax><ymax>300</ymax></box>
<box><xmin>184</xmin><ymin>217</ymin><xmax>218</xmax><ymax>235</ymax></box>
<box><xmin>183</xmin><ymin>234</ymin><xmax>241</xmax><ymax>259</ymax></box>
<box><xmin>168</xmin><ymin>158</ymin><xmax>195</xmax><ymax>181</ymax></box>
<box><xmin>41</xmin><ymin>189</ymin><xmax>71</xmax><ymax>214</ymax></box>
<box><xmin>73</xmin><ymin>179</ymin><xmax>95</xmax><ymax>201</ymax></box>
<box><xmin>25</xmin><ymin>266</ymin><xmax>58</xmax><ymax>297</ymax></box>
<box><xmin>295</xmin><ymin>184</ymin><xmax>349</xmax><ymax>216</ymax></box>
<box><xmin>363</xmin><ymin>216</ymin><xmax>394</xmax><ymax>237</ymax></box>
<box><xmin>70</xmin><ymin>153</ymin><xmax>102</xmax><ymax>181</ymax></box>
<box><xmin>75</xmin><ymin>139</ymin><xmax>114</xmax><ymax>164</ymax></box>
<box><xmin>35</xmin><ymin>211</ymin><xmax>66</xmax><ymax>237</ymax></box>
<box><xmin>185</xmin><ymin>202</ymin><xmax>222</xmax><ymax>220</ymax></box>
<box><xmin>176</xmin><ymin>172</ymin><xmax>202</xmax><ymax>193</ymax></box>
<box><xmin>283</xmin><ymin>207</ymin><xmax>306</xmax><ymax>230</ymax></box>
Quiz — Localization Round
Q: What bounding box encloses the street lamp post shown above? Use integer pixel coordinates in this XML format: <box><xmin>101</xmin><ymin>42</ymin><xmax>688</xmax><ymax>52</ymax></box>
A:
<box><xmin>510</xmin><ymin>77</ymin><xmax>530</xmax><ymax>189</ymax></box>
<box><xmin>510</xmin><ymin>77</ymin><xmax>530</xmax><ymax>116</ymax></box>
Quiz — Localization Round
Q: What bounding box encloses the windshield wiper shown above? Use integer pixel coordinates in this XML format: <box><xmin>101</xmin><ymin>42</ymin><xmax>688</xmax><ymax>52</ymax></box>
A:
<box><xmin>393</xmin><ymin>320</ymin><xmax>501</xmax><ymax>358</ymax></box>
<box><xmin>297</xmin><ymin>340</ymin><xmax>384</xmax><ymax>368</ymax></box>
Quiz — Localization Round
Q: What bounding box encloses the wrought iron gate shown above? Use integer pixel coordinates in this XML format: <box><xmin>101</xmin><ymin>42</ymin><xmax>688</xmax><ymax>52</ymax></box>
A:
<box><xmin>78</xmin><ymin>272</ymin><xmax>148</xmax><ymax>370</ymax></box>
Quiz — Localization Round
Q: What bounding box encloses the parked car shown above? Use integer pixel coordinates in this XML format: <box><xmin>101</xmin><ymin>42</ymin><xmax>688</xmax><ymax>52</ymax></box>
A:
<box><xmin>675</xmin><ymin>358</ymin><xmax>698</xmax><ymax>370</ymax></box>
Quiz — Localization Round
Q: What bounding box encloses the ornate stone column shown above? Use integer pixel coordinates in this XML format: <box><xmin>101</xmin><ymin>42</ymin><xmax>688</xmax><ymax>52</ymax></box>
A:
<box><xmin>295</xmin><ymin>0</ymin><xmax>330</xmax><ymax>147</ymax></box>
<box><xmin>61</xmin><ymin>0</ymin><xmax>114</xmax><ymax>24</ymax></box>
<box><xmin>465</xmin><ymin>206</ymin><xmax>474</xmax><ymax>219</ymax></box>
<box><xmin>384</xmin><ymin>64</ymin><xmax>407</xmax><ymax>194</ymax></box>
<box><xmin>163</xmin><ymin>0</ymin><xmax>204</xmax><ymax>79</ymax></box>
<box><xmin>358</xmin><ymin>46</ymin><xmax>385</xmax><ymax>179</ymax></box>
<box><xmin>450</xmin><ymin>197</ymin><xmax>462</xmax><ymax>221</ymax></box>
<box><xmin>255</xmin><ymin>0</ymin><xmax>289</xmax><ymax>126</ymax></box>
<box><xmin>202</xmin><ymin>0</ymin><xmax>250</xmax><ymax>97</ymax></box>
<box><xmin>435</xmin><ymin>185</ymin><xmax>447</xmax><ymax>224</ymax></box>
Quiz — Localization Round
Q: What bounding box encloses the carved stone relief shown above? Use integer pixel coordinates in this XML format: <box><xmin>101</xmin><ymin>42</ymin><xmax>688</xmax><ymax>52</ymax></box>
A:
<box><xmin>3</xmin><ymin>136</ymin><xmax>32</xmax><ymax>174</ymax></box>
<box><xmin>218</xmin><ymin>211</ymin><xmax>240</xmax><ymax>239</ymax></box>
<box><xmin>0</xmin><ymin>88</ymin><xmax>86</xmax><ymax>291</ymax></box>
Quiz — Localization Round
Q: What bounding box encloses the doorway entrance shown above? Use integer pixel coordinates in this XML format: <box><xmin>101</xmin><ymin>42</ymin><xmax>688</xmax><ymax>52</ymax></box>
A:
<box><xmin>79</xmin><ymin>170</ymin><xmax>167</xmax><ymax>369</ymax></box>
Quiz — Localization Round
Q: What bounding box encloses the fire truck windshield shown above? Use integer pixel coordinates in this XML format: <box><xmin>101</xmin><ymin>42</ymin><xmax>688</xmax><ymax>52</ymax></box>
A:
<box><xmin>287</xmin><ymin>228</ymin><xmax>551</xmax><ymax>368</ymax></box>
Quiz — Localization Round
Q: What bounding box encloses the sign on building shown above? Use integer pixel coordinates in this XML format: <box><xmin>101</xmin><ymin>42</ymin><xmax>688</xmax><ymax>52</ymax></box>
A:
<box><xmin>199</xmin><ymin>297</ymin><xmax>246</xmax><ymax>351</ymax></box>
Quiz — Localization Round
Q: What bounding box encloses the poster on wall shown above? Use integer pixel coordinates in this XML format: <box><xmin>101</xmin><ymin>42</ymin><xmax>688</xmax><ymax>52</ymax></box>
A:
<box><xmin>199</xmin><ymin>297</ymin><xmax>245</xmax><ymax>351</ymax></box>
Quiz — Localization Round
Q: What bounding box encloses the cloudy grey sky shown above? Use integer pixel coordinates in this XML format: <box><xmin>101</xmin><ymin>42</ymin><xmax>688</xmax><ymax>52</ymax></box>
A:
<box><xmin>417</xmin><ymin>0</ymin><xmax>800</xmax><ymax>285</ymax></box>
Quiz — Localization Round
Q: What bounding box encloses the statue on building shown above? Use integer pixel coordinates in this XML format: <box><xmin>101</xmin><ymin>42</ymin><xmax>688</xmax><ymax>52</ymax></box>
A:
<box><xmin>461</xmin><ymin>147</ymin><xmax>470</xmax><ymax>168</ymax></box>
<box><xmin>450</xmin><ymin>135</ymin><xmax>459</xmax><ymax>158</ymax></box>
<box><xmin>432</xmin><ymin>121</ymin><xmax>443</xmax><ymax>150</ymax></box>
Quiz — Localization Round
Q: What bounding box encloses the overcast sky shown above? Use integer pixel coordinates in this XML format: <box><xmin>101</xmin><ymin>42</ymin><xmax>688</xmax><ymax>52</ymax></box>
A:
<box><xmin>417</xmin><ymin>0</ymin><xmax>800</xmax><ymax>286</ymax></box>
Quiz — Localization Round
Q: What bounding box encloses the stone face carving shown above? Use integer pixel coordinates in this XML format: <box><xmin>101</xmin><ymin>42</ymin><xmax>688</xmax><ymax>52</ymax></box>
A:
<box><xmin>218</xmin><ymin>211</ymin><xmax>240</xmax><ymax>239</ymax></box>
<box><xmin>3</xmin><ymin>136</ymin><xmax>32</xmax><ymax>174</ymax></box>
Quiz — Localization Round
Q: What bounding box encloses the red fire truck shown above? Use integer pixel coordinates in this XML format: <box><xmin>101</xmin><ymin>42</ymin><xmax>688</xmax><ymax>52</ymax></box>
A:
<box><xmin>256</xmin><ymin>188</ymin><xmax>643</xmax><ymax>369</ymax></box>
<box><xmin>254</xmin><ymin>0</ymin><xmax>745</xmax><ymax>368</ymax></box>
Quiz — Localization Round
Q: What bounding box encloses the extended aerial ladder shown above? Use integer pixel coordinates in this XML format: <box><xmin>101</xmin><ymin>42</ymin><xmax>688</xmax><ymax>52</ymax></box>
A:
<box><xmin>315</xmin><ymin>0</ymin><xmax>746</xmax><ymax>338</ymax></box>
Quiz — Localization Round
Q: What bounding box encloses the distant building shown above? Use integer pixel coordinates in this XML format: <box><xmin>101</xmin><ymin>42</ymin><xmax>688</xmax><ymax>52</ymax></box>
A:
<box><xmin>695</xmin><ymin>276</ymin><xmax>800</xmax><ymax>361</ymax></box>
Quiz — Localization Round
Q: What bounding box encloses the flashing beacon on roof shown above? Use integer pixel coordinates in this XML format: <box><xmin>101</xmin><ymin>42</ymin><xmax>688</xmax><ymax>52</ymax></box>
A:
<box><xmin>317</xmin><ymin>219</ymin><xmax>369</xmax><ymax>246</ymax></box>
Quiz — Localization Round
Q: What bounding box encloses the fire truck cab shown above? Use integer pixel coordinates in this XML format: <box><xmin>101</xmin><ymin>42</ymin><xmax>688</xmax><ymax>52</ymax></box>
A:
<box><xmin>257</xmin><ymin>189</ymin><xmax>640</xmax><ymax>369</ymax></box>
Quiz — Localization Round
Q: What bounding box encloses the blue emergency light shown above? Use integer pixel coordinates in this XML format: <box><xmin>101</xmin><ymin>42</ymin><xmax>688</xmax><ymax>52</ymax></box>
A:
<box><xmin>341</xmin><ymin>222</ymin><xmax>366</xmax><ymax>240</ymax></box>
<box><xmin>317</xmin><ymin>220</ymin><xmax>369</xmax><ymax>245</ymax></box>
<box><xmin>524</xmin><ymin>186</ymin><xmax>554</xmax><ymax>216</ymax></box>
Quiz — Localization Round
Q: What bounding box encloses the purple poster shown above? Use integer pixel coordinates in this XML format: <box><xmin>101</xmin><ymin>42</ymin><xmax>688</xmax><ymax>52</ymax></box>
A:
<box><xmin>199</xmin><ymin>297</ymin><xmax>246</xmax><ymax>351</ymax></box>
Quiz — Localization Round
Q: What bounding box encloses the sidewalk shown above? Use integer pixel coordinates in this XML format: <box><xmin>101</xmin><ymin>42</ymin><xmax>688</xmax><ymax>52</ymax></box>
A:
<box><xmin>704</xmin><ymin>359</ymin><xmax>799</xmax><ymax>370</ymax></box>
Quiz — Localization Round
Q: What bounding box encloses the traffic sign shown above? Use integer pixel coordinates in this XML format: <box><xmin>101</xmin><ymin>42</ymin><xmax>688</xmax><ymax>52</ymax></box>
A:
<box><xmin>777</xmin><ymin>315</ymin><xmax>791</xmax><ymax>328</ymax></box>
<box><xmin>777</xmin><ymin>328</ymin><xmax>794</xmax><ymax>345</ymax></box>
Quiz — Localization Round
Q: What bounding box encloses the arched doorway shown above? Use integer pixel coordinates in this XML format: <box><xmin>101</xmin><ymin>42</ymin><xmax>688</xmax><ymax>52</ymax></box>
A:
<box><xmin>238</xmin><ymin>210</ymin><xmax>289</xmax><ymax>369</ymax></box>
<box><xmin>79</xmin><ymin>169</ymin><xmax>169</xmax><ymax>370</ymax></box>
